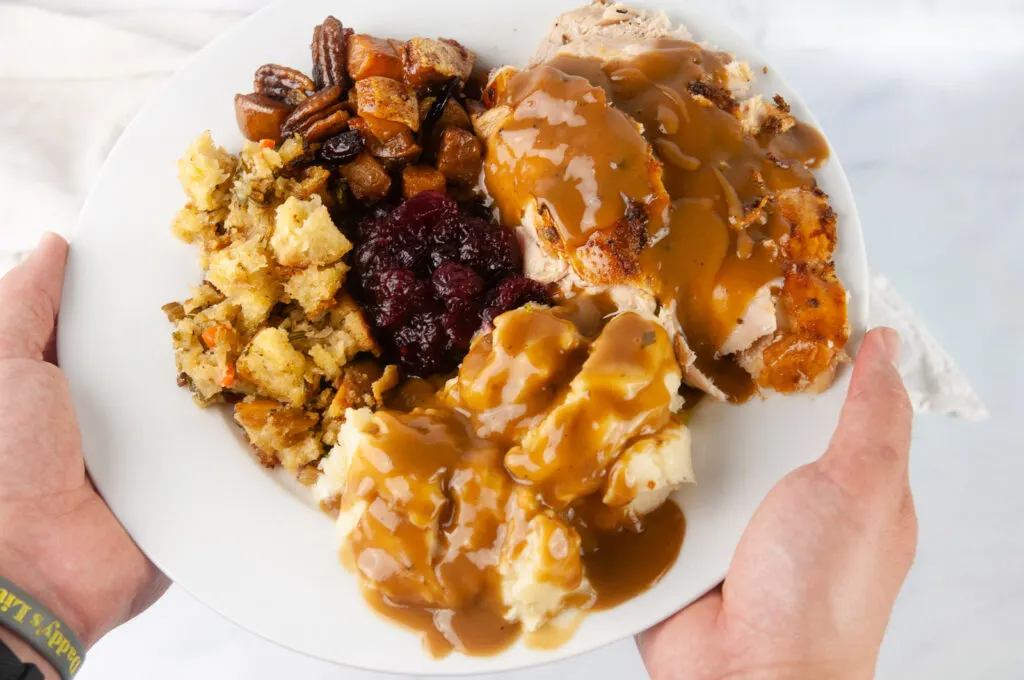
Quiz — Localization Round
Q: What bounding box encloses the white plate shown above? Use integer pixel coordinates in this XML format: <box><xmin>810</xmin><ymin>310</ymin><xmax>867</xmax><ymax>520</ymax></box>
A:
<box><xmin>58</xmin><ymin>0</ymin><xmax>868</xmax><ymax>675</ymax></box>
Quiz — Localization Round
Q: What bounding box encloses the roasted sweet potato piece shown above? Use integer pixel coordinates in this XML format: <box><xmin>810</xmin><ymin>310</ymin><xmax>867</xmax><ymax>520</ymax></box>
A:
<box><xmin>436</xmin><ymin>98</ymin><xmax>473</xmax><ymax>131</ymax></box>
<box><xmin>347</xmin><ymin>34</ymin><xmax>405</xmax><ymax>82</ymax></box>
<box><xmin>361</xmin><ymin>115</ymin><xmax>410</xmax><ymax>142</ymax></box>
<box><xmin>349</xmin><ymin>117</ymin><xmax>422</xmax><ymax>162</ymax></box>
<box><xmin>402</xmin><ymin>37</ymin><xmax>475</xmax><ymax>92</ymax></box>
<box><xmin>402</xmin><ymin>165</ymin><xmax>447</xmax><ymax>198</ymax></box>
<box><xmin>354</xmin><ymin>77</ymin><xmax>419</xmax><ymax>132</ymax></box>
<box><xmin>339</xmin><ymin>152</ymin><xmax>392</xmax><ymax>202</ymax></box>
<box><xmin>419</xmin><ymin>97</ymin><xmax>473</xmax><ymax>136</ymax></box>
<box><xmin>234</xmin><ymin>93</ymin><xmax>293</xmax><ymax>142</ymax></box>
<box><xmin>436</xmin><ymin>127</ymin><xmax>483</xmax><ymax>186</ymax></box>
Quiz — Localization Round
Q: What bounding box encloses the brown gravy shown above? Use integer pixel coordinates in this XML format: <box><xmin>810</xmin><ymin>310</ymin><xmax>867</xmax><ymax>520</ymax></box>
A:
<box><xmin>552</xmin><ymin>44</ymin><xmax>829</xmax><ymax>399</ymax></box>
<box><xmin>482</xmin><ymin>65</ymin><xmax>665</xmax><ymax>250</ymax></box>
<box><xmin>339</xmin><ymin>38</ymin><xmax>833</xmax><ymax>657</ymax></box>
<box><xmin>484</xmin><ymin>41</ymin><xmax>831</xmax><ymax>400</ymax></box>
<box><xmin>337</xmin><ymin>309</ymin><xmax>686</xmax><ymax>656</ymax></box>
<box><xmin>584</xmin><ymin>501</ymin><xmax>686</xmax><ymax>609</ymax></box>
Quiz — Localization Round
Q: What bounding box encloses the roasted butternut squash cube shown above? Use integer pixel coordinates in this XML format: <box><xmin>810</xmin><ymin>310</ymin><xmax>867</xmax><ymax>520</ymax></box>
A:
<box><xmin>350</xmin><ymin>117</ymin><xmax>422</xmax><ymax>162</ymax></box>
<box><xmin>402</xmin><ymin>165</ymin><xmax>447</xmax><ymax>198</ymax></box>
<box><xmin>402</xmin><ymin>37</ymin><xmax>475</xmax><ymax>92</ymax></box>
<box><xmin>354</xmin><ymin>77</ymin><xmax>419</xmax><ymax>131</ymax></box>
<box><xmin>436</xmin><ymin>127</ymin><xmax>483</xmax><ymax>186</ymax></box>
<box><xmin>436</xmin><ymin>98</ymin><xmax>473</xmax><ymax>131</ymax></box>
<box><xmin>339</xmin><ymin>152</ymin><xmax>392</xmax><ymax>202</ymax></box>
<box><xmin>347</xmin><ymin>34</ymin><xmax>405</xmax><ymax>81</ymax></box>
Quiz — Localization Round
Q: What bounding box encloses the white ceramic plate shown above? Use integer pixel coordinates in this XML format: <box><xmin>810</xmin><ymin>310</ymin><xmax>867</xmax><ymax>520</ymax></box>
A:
<box><xmin>58</xmin><ymin>0</ymin><xmax>868</xmax><ymax>675</ymax></box>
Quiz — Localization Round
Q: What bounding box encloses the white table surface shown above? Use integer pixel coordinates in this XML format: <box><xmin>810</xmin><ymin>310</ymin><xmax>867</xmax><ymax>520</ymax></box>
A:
<box><xmin>8</xmin><ymin>0</ymin><xmax>1024</xmax><ymax>678</ymax></box>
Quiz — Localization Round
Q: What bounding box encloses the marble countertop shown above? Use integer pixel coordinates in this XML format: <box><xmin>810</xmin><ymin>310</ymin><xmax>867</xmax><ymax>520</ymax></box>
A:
<box><xmin>9</xmin><ymin>0</ymin><xmax>1024</xmax><ymax>678</ymax></box>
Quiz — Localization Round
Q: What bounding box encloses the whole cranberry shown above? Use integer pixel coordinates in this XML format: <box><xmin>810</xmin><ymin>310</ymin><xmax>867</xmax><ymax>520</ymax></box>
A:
<box><xmin>369</xmin><ymin>268</ymin><xmax>429</xmax><ymax>328</ymax></box>
<box><xmin>443</xmin><ymin>298</ymin><xmax>484</xmax><ymax>351</ymax></box>
<box><xmin>431</xmin><ymin>262</ymin><xmax>485</xmax><ymax>305</ymax></box>
<box><xmin>483</xmin><ymin>275</ymin><xmax>552</xmax><ymax>325</ymax></box>
<box><xmin>390</xmin><ymin>191</ymin><xmax>460</xmax><ymax>240</ymax></box>
<box><xmin>394</xmin><ymin>311</ymin><xmax>447</xmax><ymax>376</ymax></box>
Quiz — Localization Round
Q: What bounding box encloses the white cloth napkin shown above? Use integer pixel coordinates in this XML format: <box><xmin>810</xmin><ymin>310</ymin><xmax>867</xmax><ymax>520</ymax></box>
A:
<box><xmin>0</xmin><ymin>3</ymin><xmax>987</xmax><ymax>420</ymax></box>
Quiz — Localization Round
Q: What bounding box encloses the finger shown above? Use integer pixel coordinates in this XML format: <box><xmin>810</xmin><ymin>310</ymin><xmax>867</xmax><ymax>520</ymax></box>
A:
<box><xmin>0</xmin><ymin>233</ymin><xmax>69</xmax><ymax>363</ymax></box>
<box><xmin>820</xmin><ymin>328</ymin><xmax>913</xmax><ymax>500</ymax></box>
<box><xmin>637</xmin><ymin>588</ymin><xmax>723</xmax><ymax>678</ymax></box>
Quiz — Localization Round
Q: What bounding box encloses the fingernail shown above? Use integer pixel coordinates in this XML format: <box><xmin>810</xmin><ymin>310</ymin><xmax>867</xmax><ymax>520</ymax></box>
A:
<box><xmin>877</xmin><ymin>328</ymin><xmax>901</xmax><ymax>369</ymax></box>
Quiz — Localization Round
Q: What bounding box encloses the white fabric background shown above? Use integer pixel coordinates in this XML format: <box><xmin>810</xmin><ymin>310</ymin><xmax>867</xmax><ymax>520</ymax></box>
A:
<box><xmin>1</xmin><ymin>0</ymin><xmax>1022</xmax><ymax>678</ymax></box>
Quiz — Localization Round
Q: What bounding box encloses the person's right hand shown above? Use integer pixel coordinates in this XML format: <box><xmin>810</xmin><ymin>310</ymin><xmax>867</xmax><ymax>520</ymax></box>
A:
<box><xmin>640</xmin><ymin>328</ymin><xmax>917</xmax><ymax>680</ymax></box>
<box><xmin>0</xmin><ymin>235</ymin><xmax>169</xmax><ymax>666</ymax></box>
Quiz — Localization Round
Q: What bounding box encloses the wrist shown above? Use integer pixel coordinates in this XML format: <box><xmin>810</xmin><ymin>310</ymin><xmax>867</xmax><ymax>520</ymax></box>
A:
<box><xmin>0</xmin><ymin>502</ymin><xmax>97</xmax><ymax>649</ymax></box>
<box><xmin>0</xmin><ymin>627</ymin><xmax>59</xmax><ymax>680</ymax></box>
<box><xmin>0</xmin><ymin>573</ymin><xmax>85</xmax><ymax>680</ymax></box>
<box><xmin>0</xmin><ymin>548</ymin><xmax>92</xmax><ymax>650</ymax></box>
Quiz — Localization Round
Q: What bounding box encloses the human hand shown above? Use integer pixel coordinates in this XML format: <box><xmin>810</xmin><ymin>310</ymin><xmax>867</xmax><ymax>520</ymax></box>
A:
<box><xmin>639</xmin><ymin>328</ymin><xmax>916</xmax><ymax>680</ymax></box>
<box><xmin>0</xmin><ymin>235</ymin><xmax>169</xmax><ymax>660</ymax></box>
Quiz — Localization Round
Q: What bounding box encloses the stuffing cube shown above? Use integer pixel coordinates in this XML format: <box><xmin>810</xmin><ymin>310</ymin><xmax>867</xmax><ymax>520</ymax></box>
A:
<box><xmin>326</xmin><ymin>359</ymin><xmax>385</xmax><ymax>418</ymax></box>
<box><xmin>284</xmin><ymin>262</ymin><xmax>349</xmax><ymax>319</ymax></box>
<box><xmin>171</xmin><ymin>205</ymin><xmax>225</xmax><ymax>245</ymax></box>
<box><xmin>271</xmin><ymin>195</ymin><xmax>353</xmax><ymax>267</ymax></box>
<box><xmin>277</xmin><ymin>437</ymin><xmax>325</xmax><ymax>474</ymax></box>
<box><xmin>234</xmin><ymin>399</ymin><xmax>320</xmax><ymax>469</ymax></box>
<box><xmin>178</xmin><ymin>131</ymin><xmax>236</xmax><ymax>211</ymax></box>
<box><xmin>402</xmin><ymin>37</ymin><xmax>475</xmax><ymax>92</ymax></box>
<box><xmin>204</xmin><ymin>239</ymin><xmax>280</xmax><ymax>329</ymax></box>
<box><xmin>436</xmin><ymin>127</ymin><xmax>483</xmax><ymax>186</ymax></box>
<box><xmin>237</xmin><ymin>328</ymin><xmax>309</xmax><ymax>406</ymax></box>
<box><xmin>347</xmin><ymin>34</ymin><xmax>404</xmax><ymax>81</ymax></box>
<box><xmin>402</xmin><ymin>165</ymin><xmax>447</xmax><ymax>198</ymax></box>
<box><xmin>339</xmin><ymin>153</ymin><xmax>392</xmax><ymax>202</ymax></box>
<box><xmin>354</xmin><ymin>77</ymin><xmax>420</xmax><ymax>131</ymax></box>
<box><xmin>308</xmin><ymin>296</ymin><xmax>379</xmax><ymax>381</ymax></box>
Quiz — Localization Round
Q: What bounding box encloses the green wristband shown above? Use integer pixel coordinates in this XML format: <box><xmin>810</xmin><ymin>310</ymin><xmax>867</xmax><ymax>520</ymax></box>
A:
<box><xmin>0</xmin><ymin>577</ymin><xmax>84</xmax><ymax>679</ymax></box>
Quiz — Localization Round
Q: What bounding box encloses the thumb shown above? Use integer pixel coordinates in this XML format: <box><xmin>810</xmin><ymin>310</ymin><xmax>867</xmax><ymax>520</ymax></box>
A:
<box><xmin>819</xmin><ymin>327</ymin><xmax>913</xmax><ymax>501</ymax></box>
<box><xmin>0</xmin><ymin>233</ymin><xmax>70</xmax><ymax>362</ymax></box>
<box><xmin>637</xmin><ymin>589</ymin><xmax>724</xmax><ymax>679</ymax></box>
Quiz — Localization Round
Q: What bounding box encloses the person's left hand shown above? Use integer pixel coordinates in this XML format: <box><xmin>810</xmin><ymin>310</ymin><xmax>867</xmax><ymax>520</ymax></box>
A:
<box><xmin>0</xmin><ymin>234</ymin><xmax>169</xmax><ymax>650</ymax></box>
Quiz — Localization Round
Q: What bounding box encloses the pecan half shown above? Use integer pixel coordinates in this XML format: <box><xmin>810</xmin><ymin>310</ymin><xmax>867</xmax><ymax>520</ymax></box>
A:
<box><xmin>255</xmin><ymin>64</ymin><xmax>316</xmax><ymax>106</ymax></box>
<box><xmin>281</xmin><ymin>85</ymin><xmax>350</xmax><ymax>142</ymax></box>
<box><xmin>311</xmin><ymin>16</ymin><xmax>349</xmax><ymax>91</ymax></box>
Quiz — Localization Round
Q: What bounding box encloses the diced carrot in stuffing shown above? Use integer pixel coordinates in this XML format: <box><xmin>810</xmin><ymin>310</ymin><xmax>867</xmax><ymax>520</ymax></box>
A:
<box><xmin>347</xmin><ymin>34</ymin><xmax>405</xmax><ymax>81</ymax></box>
<box><xmin>402</xmin><ymin>37</ymin><xmax>475</xmax><ymax>92</ymax></box>
<box><xmin>354</xmin><ymin>77</ymin><xmax>419</xmax><ymax>132</ymax></box>
<box><xmin>340</xmin><ymin>152</ymin><xmax>392</xmax><ymax>202</ymax></box>
<box><xmin>402</xmin><ymin>166</ymin><xmax>447</xmax><ymax>198</ymax></box>
<box><xmin>436</xmin><ymin>127</ymin><xmax>483</xmax><ymax>186</ymax></box>
<box><xmin>260</xmin><ymin>139</ymin><xmax>276</xmax><ymax>149</ymax></box>
<box><xmin>202</xmin><ymin>324</ymin><xmax>232</xmax><ymax>349</ymax></box>
<box><xmin>220</xmin><ymin>363</ymin><xmax>236</xmax><ymax>388</ymax></box>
